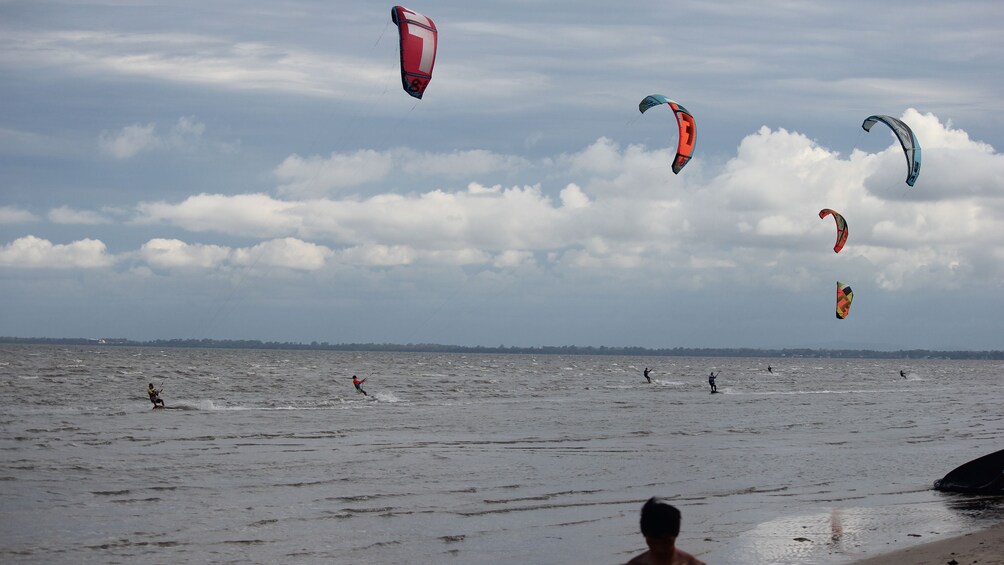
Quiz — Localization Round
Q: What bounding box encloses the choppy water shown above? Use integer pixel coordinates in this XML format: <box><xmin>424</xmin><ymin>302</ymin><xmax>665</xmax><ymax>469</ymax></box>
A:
<box><xmin>1</xmin><ymin>344</ymin><xmax>1002</xmax><ymax>564</ymax></box>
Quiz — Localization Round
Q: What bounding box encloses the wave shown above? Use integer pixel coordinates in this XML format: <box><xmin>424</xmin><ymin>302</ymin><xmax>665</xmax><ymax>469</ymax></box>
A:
<box><xmin>157</xmin><ymin>401</ymin><xmax>205</xmax><ymax>411</ymax></box>
<box><xmin>150</xmin><ymin>396</ymin><xmax>406</xmax><ymax>411</ymax></box>
<box><xmin>149</xmin><ymin>399</ymin><xmax>239</xmax><ymax>411</ymax></box>
<box><xmin>740</xmin><ymin>388</ymin><xmax>923</xmax><ymax>396</ymax></box>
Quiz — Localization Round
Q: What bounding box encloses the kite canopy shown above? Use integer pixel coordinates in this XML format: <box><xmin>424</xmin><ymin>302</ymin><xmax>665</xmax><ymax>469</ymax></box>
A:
<box><xmin>862</xmin><ymin>115</ymin><xmax>921</xmax><ymax>186</ymax></box>
<box><xmin>835</xmin><ymin>282</ymin><xmax>853</xmax><ymax>319</ymax></box>
<box><xmin>392</xmin><ymin>6</ymin><xmax>438</xmax><ymax>99</ymax></box>
<box><xmin>819</xmin><ymin>209</ymin><xmax>848</xmax><ymax>253</ymax></box>
<box><xmin>639</xmin><ymin>95</ymin><xmax>696</xmax><ymax>174</ymax></box>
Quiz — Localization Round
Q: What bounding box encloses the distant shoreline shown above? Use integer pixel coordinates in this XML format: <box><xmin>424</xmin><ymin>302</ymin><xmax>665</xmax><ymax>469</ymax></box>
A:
<box><xmin>2</xmin><ymin>336</ymin><xmax>1002</xmax><ymax>359</ymax></box>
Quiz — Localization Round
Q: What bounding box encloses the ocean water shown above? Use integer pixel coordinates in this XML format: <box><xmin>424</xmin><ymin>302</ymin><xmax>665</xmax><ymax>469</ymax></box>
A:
<box><xmin>1</xmin><ymin>344</ymin><xmax>1002</xmax><ymax>564</ymax></box>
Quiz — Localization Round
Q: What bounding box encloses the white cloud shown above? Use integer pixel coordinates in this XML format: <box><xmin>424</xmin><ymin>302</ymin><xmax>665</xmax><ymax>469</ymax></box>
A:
<box><xmin>0</xmin><ymin>30</ymin><xmax>394</xmax><ymax>102</ymax></box>
<box><xmin>302</xmin><ymin>183</ymin><xmax>583</xmax><ymax>251</ymax></box>
<box><xmin>274</xmin><ymin>148</ymin><xmax>532</xmax><ymax>198</ymax></box>
<box><xmin>99</xmin><ymin>123</ymin><xmax>157</xmax><ymax>158</ymax></box>
<box><xmin>169</xmin><ymin>116</ymin><xmax>206</xmax><ymax>145</ymax></box>
<box><xmin>863</xmin><ymin>246</ymin><xmax>971</xmax><ymax>291</ymax></box>
<box><xmin>335</xmin><ymin>244</ymin><xmax>489</xmax><ymax>267</ymax></box>
<box><xmin>884</xmin><ymin>109</ymin><xmax>1004</xmax><ymax>201</ymax></box>
<box><xmin>48</xmin><ymin>206</ymin><xmax>112</xmax><ymax>225</ymax></box>
<box><xmin>136</xmin><ymin>237</ymin><xmax>333</xmax><ymax>271</ymax></box>
<box><xmin>755</xmin><ymin>215</ymin><xmax>806</xmax><ymax>237</ymax></box>
<box><xmin>0</xmin><ymin>206</ymin><xmax>40</xmax><ymax>224</ymax></box>
<box><xmin>564</xmin><ymin>137</ymin><xmax>624</xmax><ymax>175</ymax></box>
<box><xmin>338</xmin><ymin>244</ymin><xmax>418</xmax><ymax>267</ymax></box>
<box><xmin>398</xmin><ymin>149</ymin><xmax>531</xmax><ymax>178</ymax></box>
<box><xmin>274</xmin><ymin>150</ymin><xmax>392</xmax><ymax>197</ymax></box>
<box><xmin>135</xmin><ymin>193</ymin><xmax>302</xmax><ymax>236</ymax></box>
<box><xmin>139</xmin><ymin>238</ymin><xmax>231</xmax><ymax>269</ymax></box>
<box><xmin>163</xmin><ymin>116</ymin><xmax>216</xmax><ymax>153</ymax></box>
<box><xmin>559</xmin><ymin>183</ymin><xmax>590</xmax><ymax>209</ymax></box>
<box><xmin>135</xmin><ymin>183</ymin><xmax>582</xmax><ymax>252</ymax></box>
<box><xmin>232</xmin><ymin>238</ymin><xmax>332</xmax><ymax>270</ymax></box>
<box><xmin>0</xmin><ymin>236</ymin><xmax>114</xmax><ymax>268</ymax></box>
<box><xmin>47</xmin><ymin>111</ymin><xmax>1004</xmax><ymax>292</ymax></box>
<box><xmin>98</xmin><ymin>117</ymin><xmax>214</xmax><ymax>159</ymax></box>
<box><xmin>493</xmin><ymin>250</ymin><xmax>534</xmax><ymax>268</ymax></box>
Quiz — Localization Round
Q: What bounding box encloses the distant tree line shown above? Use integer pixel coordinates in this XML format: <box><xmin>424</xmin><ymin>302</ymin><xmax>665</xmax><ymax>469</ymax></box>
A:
<box><xmin>1</xmin><ymin>336</ymin><xmax>1002</xmax><ymax>359</ymax></box>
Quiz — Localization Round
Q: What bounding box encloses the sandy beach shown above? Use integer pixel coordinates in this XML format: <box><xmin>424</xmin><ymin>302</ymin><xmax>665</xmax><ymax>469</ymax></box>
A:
<box><xmin>852</xmin><ymin>521</ymin><xmax>1004</xmax><ymax>565</ymax></box>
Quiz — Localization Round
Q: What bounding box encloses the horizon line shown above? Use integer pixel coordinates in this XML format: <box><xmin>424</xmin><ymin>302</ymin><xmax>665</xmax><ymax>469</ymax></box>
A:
<box><xmin>2</xmin><ymin>336</ymin><xmax>1001</xmax><ymax>359</ymax></box>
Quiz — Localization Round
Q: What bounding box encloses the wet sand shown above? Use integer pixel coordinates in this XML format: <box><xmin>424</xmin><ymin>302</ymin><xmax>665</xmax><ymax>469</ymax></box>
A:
<box><xmin>852</xmin><ymin>521</ymin><xmax>1004</xmax><ymax>565</ymax></box>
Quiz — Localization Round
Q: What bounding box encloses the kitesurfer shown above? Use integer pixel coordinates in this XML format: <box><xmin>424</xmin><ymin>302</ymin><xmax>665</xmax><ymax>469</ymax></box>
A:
<box><xmin>352</xmin><ymin>375</ymin><xmax>368</xmax><ymax>396</ymax></box>
<box><xmin>708</xmin><ymin>372</ymin><xmax>717</xmax><ymax>393</ymax></box>
<box><xmin>900</xmin><ymin>370</ymin><xmax>907</xmax><ymax>378</ymax></box>
<box><xmin>625</xmin><ymin>497</ymin><xmax>705</xmax><ymax>565</ymax></box>
<box><xmin>644</xmin><ymin>368</ymin><xmax>652</xmax><ymax>383</ymax></box>
<box><xmin>767</xmin><ymin>365</ymin><xmax>773</xmax><ymax>374</ymax></box>
<box><xmin>147</xmin><ymin>383</ymin><xmax>165</xmax><ymax>408</ymax></box>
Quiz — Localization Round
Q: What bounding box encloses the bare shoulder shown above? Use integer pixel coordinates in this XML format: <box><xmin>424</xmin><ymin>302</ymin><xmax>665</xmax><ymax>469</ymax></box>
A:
<box><xmin>623</xmin><ymin>551</ymin><xmax>650</xmax><ymax>565</ymax></box>
<box><xmin>622</xmin><ymin>550</ymin><xmax>705</xmax><ymax>565</ymax></box>
<box><xmin>675</xmin><ymin>549</ymin><xmax>706</xmax><ymax>565</ymax></box>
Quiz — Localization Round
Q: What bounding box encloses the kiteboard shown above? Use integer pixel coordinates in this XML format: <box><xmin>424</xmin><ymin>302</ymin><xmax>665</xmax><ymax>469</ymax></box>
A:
<box><xmin>710</xmin><ymin>390</ymin><xmax>720</xmax><ymax>394</ymax></box>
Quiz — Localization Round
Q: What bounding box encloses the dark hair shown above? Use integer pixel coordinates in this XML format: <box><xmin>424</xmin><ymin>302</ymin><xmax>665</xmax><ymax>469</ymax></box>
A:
<box><xmin>640</xmin><ymin>497</ymin><xmax>681</xmax><ymax>539</ymax></box>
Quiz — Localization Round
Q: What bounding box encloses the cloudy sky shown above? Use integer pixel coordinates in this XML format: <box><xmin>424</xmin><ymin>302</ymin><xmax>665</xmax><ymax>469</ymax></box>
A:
<box><xmin>2</xmin><ymin>1</ymin><xmax>1002</xmax><ymax>350</ymax></box>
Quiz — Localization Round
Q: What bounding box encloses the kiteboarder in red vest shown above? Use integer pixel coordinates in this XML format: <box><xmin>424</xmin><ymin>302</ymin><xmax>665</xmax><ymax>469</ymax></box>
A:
<box><xmin>352</xmin><ymin>376</ymin><xmax>368</xmax><ymax>396</ymax></box>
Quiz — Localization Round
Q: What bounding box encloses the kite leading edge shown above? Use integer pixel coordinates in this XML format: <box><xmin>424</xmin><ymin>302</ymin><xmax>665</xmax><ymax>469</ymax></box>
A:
<box><xmin>862</xmin><ymin>115</ymin><xmax>921</xmax><ymax>186</ymax></box>
<box><xmin>392</xmin><ymin>6</ymin><xmax>438</xmax><ymax>99</ymax></box>
<box><xmin>639</xmin><ymin>94</ymin><xmax>696</xmax><ymax>174</ymax></box>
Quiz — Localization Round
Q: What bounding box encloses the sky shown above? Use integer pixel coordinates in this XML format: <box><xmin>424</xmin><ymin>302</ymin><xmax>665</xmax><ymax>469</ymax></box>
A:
<box><xmin>1</xmin><ymin>0</ymin><xmax>1003</xmax><ymax>350</ymax></box>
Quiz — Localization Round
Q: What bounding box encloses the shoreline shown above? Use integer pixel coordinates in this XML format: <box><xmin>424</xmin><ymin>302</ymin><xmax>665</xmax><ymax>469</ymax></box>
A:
<box><xmin>851</xmin><ymin>521</ymin><xmax>1004</xmax><ymax>564</ymax></box>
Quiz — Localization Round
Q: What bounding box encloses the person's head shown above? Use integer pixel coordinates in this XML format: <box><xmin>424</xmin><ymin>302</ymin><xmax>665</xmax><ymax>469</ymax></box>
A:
<box><xmin>640</xmin><ymin>497</ymin><xmax>681</xmax><ymax>555</ymax></box>
<box><xmin>148</xmin><ymin>383</ymin><xmax>154</xmax><ymax>388</ymax></box>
